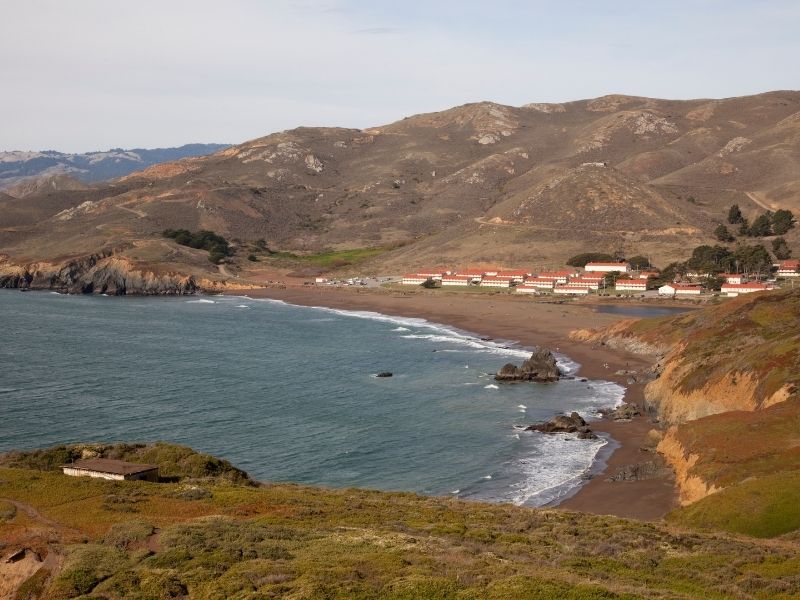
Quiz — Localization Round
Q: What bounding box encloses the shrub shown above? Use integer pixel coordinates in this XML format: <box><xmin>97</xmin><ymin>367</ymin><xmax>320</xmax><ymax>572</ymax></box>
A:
<box><xmin>103</xmin><ymin>520</ymin><xmax>155</xmax><ymax>549</ymax></box>
<box><xmin>567</xmin><ymin>253</ymin><xmax>615</xmax><ymax>267</ymax></box>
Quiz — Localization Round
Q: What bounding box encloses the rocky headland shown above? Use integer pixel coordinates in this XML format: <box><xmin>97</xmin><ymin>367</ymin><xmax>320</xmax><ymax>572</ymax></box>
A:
<box><xmin>495</xmin><ymin>347</ymin><xmax>561</xmax><ymax>382</ymax></box>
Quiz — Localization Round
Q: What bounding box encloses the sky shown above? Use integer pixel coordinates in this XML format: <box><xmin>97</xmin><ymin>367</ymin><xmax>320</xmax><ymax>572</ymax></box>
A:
<box><xmin>1</xmin><ymin>0</ymin><xmax>799</xmax><ymax>153</ymax></box>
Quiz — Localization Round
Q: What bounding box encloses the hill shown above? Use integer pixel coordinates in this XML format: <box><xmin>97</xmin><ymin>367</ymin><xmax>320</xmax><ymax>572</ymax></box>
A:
<box><xmin>1</xmin><ymin>92</ymin><xmax>800</xmax><ymax>292</ymax></box>
<box><xmin>3</xmin><ymin>444</ymin><xmax>800</xmax><ymax>599</ymax></box>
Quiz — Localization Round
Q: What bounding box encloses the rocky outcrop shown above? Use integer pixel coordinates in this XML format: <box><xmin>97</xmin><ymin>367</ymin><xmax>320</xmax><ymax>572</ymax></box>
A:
<box><xmin>0</xmin><ymin>253</ymin><xmax>222</xmax><ymax>295</ymax></box>
<box><xmin>525</xmin><ymin>412</ymin><xmax>597</xmax><ymax>439</ymax></box>
<box><xmin>602</xmin><ymin>403</ymin><xmax>641</xmax><ymax>421</ymax></box>
<box><xmin>570</xmin><ymin>321</ymin><xmax>668</xmax><ymax>356</ymax></box>
<box><xmin>495</xmin><ymin>347</ymin><xmax>560</xmax><ymax>382</ymax></box>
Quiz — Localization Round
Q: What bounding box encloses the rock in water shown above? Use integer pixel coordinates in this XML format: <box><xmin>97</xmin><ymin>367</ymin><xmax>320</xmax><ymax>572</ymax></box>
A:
<box><xmin>495</xmin><ymin>347</ymin><xmax>560</xmax><ymax>382</ymax></box>
<box><xmin>525</xmin><ymin>412</ymin><xmax>598</xmax><ymax>439</ymax></box>
<box><xmin>375</xmin><ymin>372</ymin><xmax>393</xmax><ymax>378</ymax></box>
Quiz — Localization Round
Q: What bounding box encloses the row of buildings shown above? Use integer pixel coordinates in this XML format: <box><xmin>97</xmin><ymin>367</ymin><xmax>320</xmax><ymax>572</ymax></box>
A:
<box><xmin>401</xmin><ymin>262</ymin><xmax>656</xmax><ymax>295</ymax></box>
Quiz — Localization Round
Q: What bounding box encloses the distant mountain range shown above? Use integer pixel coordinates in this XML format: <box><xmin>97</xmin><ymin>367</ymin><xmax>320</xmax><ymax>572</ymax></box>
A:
<box><xmin>0</xmin><ymin>144</ymin><xmax>229</xmax><ymax>189</ymax></box>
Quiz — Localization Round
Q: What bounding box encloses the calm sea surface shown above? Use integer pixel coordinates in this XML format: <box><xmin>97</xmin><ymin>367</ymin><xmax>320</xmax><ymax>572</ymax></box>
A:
<box><xmin>0</xmin><ymin>291</ymin><xmax>624</xmax><ymax>506</ymax></box>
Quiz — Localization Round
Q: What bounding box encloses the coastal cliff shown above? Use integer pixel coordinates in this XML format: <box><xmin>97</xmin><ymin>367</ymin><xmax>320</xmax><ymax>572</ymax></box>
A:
<box><xmin>573</xmin><ymin>290</ymin><xmax>800</xmax><ymax>513</ymax></box>
<box><xmin>0</xmin><ymin>253</ymin><xmax>253</xmax><ymax>295</ymax></box>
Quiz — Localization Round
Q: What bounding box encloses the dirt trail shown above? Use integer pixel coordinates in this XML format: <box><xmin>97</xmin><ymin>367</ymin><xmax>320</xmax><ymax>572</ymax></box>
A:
<box><xmin>744</xmin><ymin>190</ymin><xmax>775</xmax><ymax>211</ymax></box>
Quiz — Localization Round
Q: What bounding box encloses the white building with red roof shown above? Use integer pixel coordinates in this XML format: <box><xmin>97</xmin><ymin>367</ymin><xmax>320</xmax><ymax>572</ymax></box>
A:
<box><xmin>658</xmin><ymin>283</ymin><xmax>702</xmax><ymax>296</ymax></box>
<box><xmin>565</xmin><ymin>278</ymin><xmax>600</xmax><ymax>290</ymax></box>
<box><xmin>721</xmin><ymin>282</ymin><xmax>773</xmax><ymax>297</ymax></box>
<box><xmin>479</xmin><ymin>276</ymin><xmax>513</xmax><ymax>288</ymax></box>
<box><xmin>585</xmin><ymin>262</ymin><xmax>630</xmax><ymax>273</ymax></box>
<box><xmin>456</xmin><ymin>269</ymin><xmax>485</xmax><ymax>283</ymax></box>
<box><xmin>615</xmin><ymin>279</ymin><xmax>647</xmax><ymax>291</ymax></box>
<box><xmin>721</xmin><ymin>273</ymin><xmax>745</xmax><ymax>284</ymax></box>
<box><xmin>524</xmin><ymin>278</ymin><xmax>556</xmax><ymax>290</ymax></box>
<box><xmin>638</xmin><ymin>270</ymin><xmax>660</xmax><ymax>279</ymax></box>
<box><xmin>441</xmin><ymin>275</ymin><xmax>473</xmax><ymax>286</ymax></box>
<box><xmin>401</xmin><ymin>274</ymin><xmax>430</xmax><ymax>285</ymax></box>
<box><xmin>515</xmin><ymin>284</ymin><xmax>540</xmax><ymax>294</ymax></box>
<box><xmin>777</xmin><ymin>260</ymin><xmax>800</xmax><ymax>277</ymax></box>
<box><xmin>415</xmin><ymin>269</ymin><xmax>448</xmax><ymax>280</ymax></box>
<box><xmin>496</xmin><ymin>269</ymin><xmax>530</xmax><ymax>282</ymax></box>
<box><xmin>554</xmin><ymin>284</ymin><xmax>590</xmax><ymax>295</ymax></box>
<box><xmin>536</xmin><ymin>270</ymin><xmax>575</xmax><ymax>284</ymax></box>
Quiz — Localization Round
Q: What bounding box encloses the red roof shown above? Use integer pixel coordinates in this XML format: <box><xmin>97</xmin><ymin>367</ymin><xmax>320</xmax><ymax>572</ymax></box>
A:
<box><xmin>779</xmin><ymin>260</ymin><xmax>800</xmax><ymax>270</ymax></box>
<box><xmin>538</xmin><ymin>271</ymin><xmax>574</xmax><ymax>278</ymax></box>
<box><xmin>497</xmin><ymin>270</ymin><xmax>529</xmax><ymax>276</ymax></box>
<box><xmin>458</xmin><ymin>269</ymin><xmax>485</xmax><ymax>276</ymax></box>
<box><xmin>721</xmin><ymin>283</ymin><xmax>771</xmax><ymax>290</ymax></box>
<box><xmin>586</xmin><ymin>262</ymin><xmax>630</xmax><ymax>267</ymax></box>
<box><xmin>615</xmin><ymin>279</ymin><xmax>646</xmax><ymax>285</ymax></box>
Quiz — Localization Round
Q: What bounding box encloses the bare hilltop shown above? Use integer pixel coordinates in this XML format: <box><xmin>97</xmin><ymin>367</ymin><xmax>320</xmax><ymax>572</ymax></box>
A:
<box><xmin>1</xmin><ymin>91</ymin><xmax>799</xmax><ymax>291</ymax></box>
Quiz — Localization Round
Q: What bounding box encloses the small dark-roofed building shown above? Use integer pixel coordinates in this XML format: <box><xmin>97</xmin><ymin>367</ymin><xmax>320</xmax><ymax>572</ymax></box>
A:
<box><xmin>61</xmin><ymin>458</ymin><xmax>159</xmax><ymax>482</ymax></box>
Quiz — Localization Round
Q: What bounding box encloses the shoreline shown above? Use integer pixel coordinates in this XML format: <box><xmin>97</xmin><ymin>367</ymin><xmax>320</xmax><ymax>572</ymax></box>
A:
<box><xmin>232</xmin><ymin>285</ymin><xmax>679</xmax><ymax>521</ymax></box>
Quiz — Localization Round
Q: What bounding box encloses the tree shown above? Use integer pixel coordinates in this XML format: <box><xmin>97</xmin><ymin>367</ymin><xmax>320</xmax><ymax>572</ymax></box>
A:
<box><xmin>627</xmin><ymin>255</ymin><xmax>654</xmax><ymax>270</ymax></box>
<box><xmin>738</xmin><ymin>218</ymin><xmax>750</xmax><ymax>236</ymax></box>
<box><xmin>748</xmin><ymin>213</ymin><xmax>773</xmax><ymax>237</ymax></box>
<box><xmin>727</xmin><ymin>204</ymin><xmax>744</xmax><ymax>225</ymax></box>
<box><xmin>713</xmin><ymin>224</ymin><xmax>735</xmax><ymax>243</ymax></box>
<box><xmin>566</xmin><ymin>253</ymin><xmax>615</xmax><ymax>268</ymax></box>
<box><xmin>733</xmin><ymin>244</ymin><xmax>772</xmax><ymax>275</ymax></box>
<box><xmin>772</xmin><ymin>237</ymin><xmax>792</xmax><ymax>260</ymax></box>
<box><xmin>772</xmin><ymin>209</ymin><xmax>795</xmax><ymax>235</ymax></box>
<box><xmin>686</xmin><ymin>245</ymin><xmax>733</xmax><ymax>274</ymax></box>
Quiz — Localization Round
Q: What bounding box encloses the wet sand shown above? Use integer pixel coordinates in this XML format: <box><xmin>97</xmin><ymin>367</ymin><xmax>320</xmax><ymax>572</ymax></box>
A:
<box><xmin>233</xmin><ymin>285</ymin><xmax>679</xmax><ymax>520</ymax></box>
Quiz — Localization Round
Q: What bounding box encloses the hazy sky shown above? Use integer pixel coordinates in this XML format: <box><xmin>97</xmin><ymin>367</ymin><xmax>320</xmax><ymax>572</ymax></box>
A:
<box><xmin>2</xmin><ymin>0</ymin><xmax>799</xmax><ymax>152</ymax></box>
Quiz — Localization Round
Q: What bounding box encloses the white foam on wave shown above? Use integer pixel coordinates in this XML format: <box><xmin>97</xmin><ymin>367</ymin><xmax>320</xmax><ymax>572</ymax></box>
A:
<box><xmin>187</xmin><ymin>299</ymin><xmax>215</xmax><ymax>304</ymax></box>
<box><xmin>392</xmin><ymin>326</ymin><xmax>410</xmax><ymax>332</ymax></box>
<box><xmin>235</xmin><ymin>304</ymin><xmax>250</xmax><ymax>309</ymax></box>
<box><xmin>518</xmin><ymin>404</ymin><xmax>527</xmax><ymax>409</ymax></box>
<box><xmin>484</xmin><ymin>384</ymin><xmax>499</xmax><ymax>390</ymax></box>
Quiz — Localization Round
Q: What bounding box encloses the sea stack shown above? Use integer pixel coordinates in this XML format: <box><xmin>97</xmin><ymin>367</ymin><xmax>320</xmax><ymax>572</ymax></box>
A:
<box><xmin>495</xmin><ymin>347</ymin><xmax>561</xmax><ymax>382</ymax></box>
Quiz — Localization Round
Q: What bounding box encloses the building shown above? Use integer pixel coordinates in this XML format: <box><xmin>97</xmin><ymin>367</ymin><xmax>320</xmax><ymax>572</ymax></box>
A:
<box><xmin>515</xmin><ymin>284</ymin><xmax>539</xmax><ymax>294</ymax></box>
<box><xmin>524</xmin><ymin>278</ymin><xmax>555</xmax><ymax>290</ymax></box>
<box><xmin>721</xmin><ymin>282</ymin><xmax>773</xmax><ymax>297</ymax></box>
<box><xmin>565</xmin><ymin>278</ymin><xmax>600</xmax><ymax>290</ymax></box>
<box><xmin>585</xmin><ymin>262</ymin><xmax>630</xmax><ymax>273</ymax></box>
<box><xmin>554</xmin><ymin>284</ymin><xmax>590</xmax><ymax>295</ymax></box>
<box><xmin>456</xmin><ymin>269</ymin><xmax>485</xmax><ymax>283</ymax></box>
<box><xmin>62</xmin><ymin>459</ymin><xmax>159</xmax><ymax>482</ymax></box>
<box><xmin>401</xmin><ymin>274</ymin><xmax>430</xmax><ymax>285</ymax></box>
<box><xmin>482</xmin><ymin>268</ymin><xmax>501</xmax><ymax>277</ymax></box>
<box><xmin>416</xmin><ymin>269</ymin><xmax>447</xmax><ymax>280</ymax></box>
<box><xmin>441</xmin><ymin>275</ymin><xmax>473</xmax><ymax>286</ymax></box>
<box><xmin>496</xmin><ymin>269</ymin><xmax>530</xmax><ymax>283</ymax></box>
<box><xmin>721</xmin><ymin>273</ymin><xmax>745</xmax><ymax>284</ymax></box>
<box><xmin>314</xmin><ymin>277</ymin><xmax>328</xmax><ymax>284</ymax></box>
<box><xmin>638</xmin><ymin>271</ymin><xmax>660</xmax><ymax>280</ymax></box>
<box><xmin>658</xmin><ymin>284</ymin><xmax>702</xmax><ymax>296</ymax></box>
<box><xmin>578</xmin><ymin>273</ymin><xmax>607</xmax><ymax>283</ymax></box>
<box><xmin>479</xmin><ymin>276</ymin><xmax>512</xmax><ymax>288</ymax></box>
<box><xmin>777</xmin><ymin>260</ymin><xmax>800</xmax><ymax>277</ymax></box>
<box><xmin>536</xmin><ymin>270</ymin><xmax>575</xmax><ymax>284</ymax></box>
<box><xmin>614</xmin><ymin>279</ymin><xmax>647</xmax><ymax>292</ymax></box>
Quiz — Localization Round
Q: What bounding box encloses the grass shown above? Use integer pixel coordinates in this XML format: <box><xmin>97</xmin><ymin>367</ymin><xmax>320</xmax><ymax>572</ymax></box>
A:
<box><xmin>268</xmin><ymin>246</ymin><xmax>392</xmax><ymax>269</ymax></box>
<box><xmin>3</xmin><ymin>461</ymin><xmax>800</xmax><ymax>599</ymax></box>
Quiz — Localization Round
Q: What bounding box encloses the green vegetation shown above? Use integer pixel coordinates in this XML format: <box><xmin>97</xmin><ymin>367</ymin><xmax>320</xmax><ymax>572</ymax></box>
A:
<box><xmin>724</xmin><ymin>205</ymin><xmax>795</xmax><ymax>238</ymax></box>
<box><xmin>748</xmin><ymin>213</ymin><xmax>773</xmax><ymax>237</ymax></box>
<box><xmin>3</xmin><ymin>462</ymin><xmax>800</xmax><ymax>599</ymax></box>
<box><xmin>713</xmin><ymin>224</ymin><xmax>734</xmax><ymax>243</ymax></box>
<box><xmin>0</xmin><ymin>442</ymin><xmax>253</xmax><ymax>486</ymax></box>
<box><xmin>566</xmin><ymin>253</ymin><xmax>615</xmax><ymax>267</ymax></box>
<box><xmin>772</xmin><ymin>237</ymin><xmax>792</xmax><ymax>260</ymax></box>
<box><xmin>727</xmin><ymin>204</ymin><xmax>744</xmax><ymax>225</ymax></box>
<box><xmin>162</xmin><ymin>229</ymin><xmax>233</xmax><ymax>264</ymax></box>
<box><xmin>271</xmin><ymin>246</ymin><xmax>391</xmax><ymax>270</ymax></box>
<box><xmin>772</xmin><ymin>209</ymin><xmax>795</xmax><ymax>235</ymax></box>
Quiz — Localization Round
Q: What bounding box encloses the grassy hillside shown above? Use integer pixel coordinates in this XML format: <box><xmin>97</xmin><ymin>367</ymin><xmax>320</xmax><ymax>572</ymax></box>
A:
<box><xmin>2</xmin><ymin>458</ymin><xmax>800</xmax><ymax>599</ymax></box>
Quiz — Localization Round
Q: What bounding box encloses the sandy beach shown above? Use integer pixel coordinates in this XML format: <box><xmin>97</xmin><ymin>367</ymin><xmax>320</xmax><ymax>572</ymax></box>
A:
<box><xmin>233</xmin><ymin>284</ymin><xmax>679</xmax><ymax>520</ymax></box>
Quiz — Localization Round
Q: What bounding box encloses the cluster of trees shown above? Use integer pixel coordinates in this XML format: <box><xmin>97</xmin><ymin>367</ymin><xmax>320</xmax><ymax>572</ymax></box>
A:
<box><xmin>163</xmin><ymin>229</ymin><xmax>233</xmax><ymax>264</ymax></box>
<box><xmin>650</xmin><ymin>243</ymin><xmax>777</xmax><ymax>289</ymax></box>
<box><xmin>567</xmin><ymin>253</ymin><xmax>653</xmax><ymax>269</ymax></box>
<box><xmin>717</xmin><ymin>205</ymin><xmax>795</xmax><ymax>241</ymax></box>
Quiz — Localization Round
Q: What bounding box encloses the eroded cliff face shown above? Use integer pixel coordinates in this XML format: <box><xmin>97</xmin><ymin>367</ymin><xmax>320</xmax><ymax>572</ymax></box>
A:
<box><xmin>657</xmin><ymin>426</ymin><xmax>719</xmax><ymax>505</ymax></box>
<box><xmin>0</xmin><ymin>253</ymin><xmax>236</xmax><ymax>295</ymax></box>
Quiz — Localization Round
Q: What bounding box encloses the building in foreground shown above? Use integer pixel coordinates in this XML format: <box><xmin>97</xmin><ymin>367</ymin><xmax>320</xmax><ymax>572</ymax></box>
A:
<box><xmin>401</xmin><ymin>274</ymin><xmax>430</xmax><ymax>285</ymax></box>
<box><xmin>658</xmin><ymin>284</ymin><xmax>702</xmax><ymax>296</ymax></box>
<box><xmin>585</xmin><ymin>262</ymin><xmax>630</xmax><ymax>273</ymax></box>
<box><xmin>614</xmin><ymin>279</ymin><xmax>647</xmax><ymax>292</ymax></box>
<box><xmin>62</xmin><ymin>459</ymin><xmax>159</xmax><ymax>482</ymax></box>
<box><xmin>721</xmin><ymin>282</ymin><xmax>773</xmax><ymax>297</ymax></box>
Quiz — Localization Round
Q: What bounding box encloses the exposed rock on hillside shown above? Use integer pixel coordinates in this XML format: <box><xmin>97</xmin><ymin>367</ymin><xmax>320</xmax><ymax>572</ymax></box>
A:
<box><xmin>495</xmin><ymin>347</ymin><xmax>560</xmax><ymax>382</ymax></box>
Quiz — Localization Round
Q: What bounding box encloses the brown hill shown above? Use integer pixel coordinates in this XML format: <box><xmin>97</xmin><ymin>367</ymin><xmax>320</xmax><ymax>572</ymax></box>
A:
<box><xmin>1</xmin><ymin>91</ymin><xmax>799</xmax><ymax>290</ymax></box>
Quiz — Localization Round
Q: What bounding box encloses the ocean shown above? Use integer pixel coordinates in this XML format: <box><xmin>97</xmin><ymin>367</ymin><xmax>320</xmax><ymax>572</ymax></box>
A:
<box><xmin>0</xmin><ymin>290</ymin><xmax>624</xmax><ymax>506</ymax></box>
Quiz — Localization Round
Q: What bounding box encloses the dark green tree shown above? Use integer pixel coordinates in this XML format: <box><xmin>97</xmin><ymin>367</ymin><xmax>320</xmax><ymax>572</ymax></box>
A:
<box><xmin>686</xmin><ymin>245</ymin><xmax>733</xmax><ymax>274</ymax></box>
<box><xmin>627</xmin><ymin>255</ymin><xmax>654</xmax><ymax>270</ymax></box>
<box><xmin>748</xmin><ymin>213</ymin><xmax>773</xmax><ymax>237</ymax></box>
<box><xmin>733</xmin><ymin>244</ymin><xmax>772</xmax><ymax>274</ymax></box>
<box><xmin>772</xmin><ymin>209</ymin><xmax>795</xmax><ymax>235</ymax></box>
<box><xmin>738</xmin><ymin>217</ymin><xmax>750</xmax><ymax>236</ymax></box>
<box><xmin>713</xmin><ymin>224</ymin><xmax>735</xmax><ymax>243</ymax></box>
<box><xmin>566</xmin><ymin>253</ymin><xmax>616</xmax><ymax>267</ymax></box>
<box><xmin>772</xmin><ymin>237</ymin><xmax>791</xmax><ymax>260</ymax></box>
<box><xmin>727</xmin><ymin>204</ymin><xmax>744</xmax><ymax>224</ymax></box>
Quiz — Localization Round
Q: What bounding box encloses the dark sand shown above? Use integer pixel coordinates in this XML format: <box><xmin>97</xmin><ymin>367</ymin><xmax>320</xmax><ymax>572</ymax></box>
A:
<box><xmin>234</xmin><ymin>285</ymin><xmax>679</xmax><ymax>520</ymax></box>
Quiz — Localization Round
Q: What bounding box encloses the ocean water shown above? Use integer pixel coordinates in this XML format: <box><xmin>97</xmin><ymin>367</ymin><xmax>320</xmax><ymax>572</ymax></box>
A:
<box><xmin>0</xmin><ymin>291</ymin><xmax>624</xmax><ymax>506</ymax></box>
